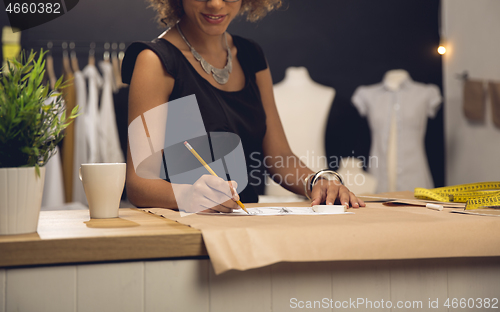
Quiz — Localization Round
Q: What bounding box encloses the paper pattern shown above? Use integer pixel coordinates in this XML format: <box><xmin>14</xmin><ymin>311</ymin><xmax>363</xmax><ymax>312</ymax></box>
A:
<box><xmin>198</xmin><ymin>206</ymin><xmax>353</xmax><ymax>216</ymax></box>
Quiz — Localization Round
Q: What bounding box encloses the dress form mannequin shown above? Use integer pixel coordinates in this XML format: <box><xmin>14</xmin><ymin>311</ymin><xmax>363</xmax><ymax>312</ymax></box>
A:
<box><xmin>383</xmin><ymin>69</ymin><xmax>410</xmax><ymax>91</ymax></box>
<box><xmin>336</xmin><ymin>157</ymin><xmax>377</xmax><ymax>195</ymax></box>
<box><xmin>264</xmin><ymin>67</ymin><xmax>335</xmax><ymax>198</ymax></box>
<box><xmin>351</xmin><ymin>69</ymin><xmax>441</xmax><ymax>193</ymax></box>
<box><xmin>383</xmin><ymin>69</ymin><xmax>409</xmax><ymax>192</ymax></box>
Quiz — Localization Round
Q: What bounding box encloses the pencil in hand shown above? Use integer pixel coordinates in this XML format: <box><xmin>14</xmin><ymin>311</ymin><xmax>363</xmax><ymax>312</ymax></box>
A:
<box><xmin>184</xmin><ymin>141</ymin><xmax>248</xmax><ymax>213</ymax></box>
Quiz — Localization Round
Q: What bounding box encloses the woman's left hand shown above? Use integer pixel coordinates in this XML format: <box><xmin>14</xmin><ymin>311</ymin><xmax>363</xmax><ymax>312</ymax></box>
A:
<box><xmin>310</xmin><ymin>180</ymin><xmax>366</xmax><ymax>208</ymax></box>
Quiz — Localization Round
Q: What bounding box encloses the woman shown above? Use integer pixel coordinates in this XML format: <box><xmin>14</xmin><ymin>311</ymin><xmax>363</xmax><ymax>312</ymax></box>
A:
<box><xmin>122</xmin><ymin>0</ymin><xmax>365</xmax><ymax>212</ymax></box>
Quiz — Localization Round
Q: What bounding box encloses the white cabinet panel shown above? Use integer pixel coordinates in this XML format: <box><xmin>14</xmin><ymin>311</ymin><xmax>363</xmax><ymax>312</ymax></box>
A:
<box><xmin>390</xmin><ymin>260</ymin><xmax>448</xmax><ymax>311</ymax></box>
<box><xmin>209</xmin><ymin>263</ymin><xmax>271</xmax><ymax>312</ymax></box>
<box><xmin>271</xmin><ymin>262</ymin><xmax>333</xmax><ymax>312</ymax></box>
<box><xmin>448</xmin><ymin>258</ymin><xmax>500</xmax><ymax>311</ymax></box>
<box><xmin>145</xmin><ymin>259</ymin><xmax>209</xmax><ymax>312</ymax></box>
<box><xmin>6</xmin><ymin>265</ymin><xmax>76</xmax><ymax>312</ymax></box>
<box><xmin>77</xmin><ymin>262</ymin><xmax>144</xmax><ymax>312</ymax></box>
<box><xmin>331</xmin><ymin>261</ymin><xmax>391</xmax><ymax>311</ymax></box>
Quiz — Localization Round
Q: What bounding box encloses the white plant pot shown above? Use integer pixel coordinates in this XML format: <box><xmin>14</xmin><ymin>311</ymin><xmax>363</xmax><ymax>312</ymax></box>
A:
<box><xmin>0</xmin><ymin>166</ymin><xmax>46</xmax><ymax>235</ymax></box>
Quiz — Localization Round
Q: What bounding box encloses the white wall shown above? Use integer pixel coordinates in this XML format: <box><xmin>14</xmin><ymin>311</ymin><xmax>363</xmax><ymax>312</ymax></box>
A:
<box><xmin>443</xmin><ymin>0</ymin><xmax>500</xmax><ymax>185</ymax></box>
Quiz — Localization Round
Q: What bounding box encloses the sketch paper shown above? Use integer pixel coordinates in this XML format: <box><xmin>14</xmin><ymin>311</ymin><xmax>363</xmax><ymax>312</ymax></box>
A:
<box><xmin>197</xmin><ymin>206</ymin><xmax>353</xmax><ymax>216</ymax></box>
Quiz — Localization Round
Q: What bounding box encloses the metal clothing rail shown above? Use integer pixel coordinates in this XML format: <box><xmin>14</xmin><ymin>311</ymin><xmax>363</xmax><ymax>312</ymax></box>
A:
<box><xmin>21</xmin><ymin>40</ymin><xmax>129</xmax><ymax>63</ymax></box>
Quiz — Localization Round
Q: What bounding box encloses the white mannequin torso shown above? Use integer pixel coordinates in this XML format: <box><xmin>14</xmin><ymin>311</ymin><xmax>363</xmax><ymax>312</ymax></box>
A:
<box><xmin>264</xmin><ymin>67</ymin><xmax>335</xmax><ymax>197</ymax></box>
<box><xmin>383</xmin><ymin>69</ymin><xmax>410</xmax><ymax>91</ymax></box>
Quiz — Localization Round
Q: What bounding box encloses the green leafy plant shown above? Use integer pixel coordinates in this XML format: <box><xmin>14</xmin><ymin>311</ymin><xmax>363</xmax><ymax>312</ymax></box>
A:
<box><xmin>0</xmin><ymin>49</ymin><xmax>78</xmax><ymax>175</ymax></box>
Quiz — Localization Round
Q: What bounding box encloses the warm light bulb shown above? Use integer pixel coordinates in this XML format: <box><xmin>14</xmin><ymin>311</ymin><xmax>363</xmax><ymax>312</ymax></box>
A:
<box><xmin>437</xmin><ymin>45</ymin><xmax>446</xmax><ymax>55</ymax></box>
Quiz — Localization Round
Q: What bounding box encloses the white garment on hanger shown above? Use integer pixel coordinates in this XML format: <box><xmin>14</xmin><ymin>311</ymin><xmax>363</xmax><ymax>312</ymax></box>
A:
<box><xmin>82</xmin><ymin>64</ymin><xmax>102</xmax><ymax>164</ymax></box>
<box><xmin>71</xmin><ymin>70</ymin><xmax>88</xmax><ymax>205</ymax></box>
<box><xmin>41</xmin><ymin>146</ymin><xmax>65</xmax><ymax>208</ymax></box>
<box><xmin>41</xmin><ymin>96</ymin><xmax>65</xmax><ymax>207</ymax></box>
<box><xmin>98</xmin><ymin>61</ymin><xmax>124</xmax><ymax>163</ymax></box>
<box><xmin>265</xmin><ymin>66</ymin><xmax>335</xmax><ymax>197</ymax></box>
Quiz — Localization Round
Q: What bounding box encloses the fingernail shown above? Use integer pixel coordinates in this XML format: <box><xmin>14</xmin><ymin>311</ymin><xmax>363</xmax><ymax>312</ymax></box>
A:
<box><xmin>327</xmin><ymin>202</ymin><xmax>333</xmax><ymax>205</ymax></box>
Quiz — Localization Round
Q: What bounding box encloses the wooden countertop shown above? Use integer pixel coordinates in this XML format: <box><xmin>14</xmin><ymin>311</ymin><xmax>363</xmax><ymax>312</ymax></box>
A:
<box><xmin>0</xmin><ymin>208</ymin><xmax>207</xmax><ymax>268</ymax></box>
<box><xmin>3</xmin><ymin>197</ymin><xmax>500</xmax><ymax>270</ymax></box>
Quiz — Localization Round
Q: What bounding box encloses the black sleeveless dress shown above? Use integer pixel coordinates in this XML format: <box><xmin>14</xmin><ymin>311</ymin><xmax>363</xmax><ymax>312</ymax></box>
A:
<box><xmin>122</xmin><ymin>35</ymin><xmax>268</xmax><ymax>203</ymax></box>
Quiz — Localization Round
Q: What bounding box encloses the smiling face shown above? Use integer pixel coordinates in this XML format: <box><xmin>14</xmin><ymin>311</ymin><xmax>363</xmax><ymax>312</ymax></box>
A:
<box><xmin>181</xmin><ymin>0</ymin><xmax>242</xmax><ymax>36</ymax></box>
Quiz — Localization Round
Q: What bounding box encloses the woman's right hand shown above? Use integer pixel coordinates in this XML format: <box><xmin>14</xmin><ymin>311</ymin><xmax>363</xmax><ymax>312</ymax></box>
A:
<box><xmin>176</xmin><ymin>175</ymin><xmax>240</xmax><ymax>213</ymax></box>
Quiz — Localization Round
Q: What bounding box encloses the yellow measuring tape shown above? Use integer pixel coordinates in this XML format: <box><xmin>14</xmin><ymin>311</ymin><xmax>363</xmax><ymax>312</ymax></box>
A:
<box><xmin>414</xmin><ymin>182</ymin><xmax>500</xmax><ymax>210</ymax></box>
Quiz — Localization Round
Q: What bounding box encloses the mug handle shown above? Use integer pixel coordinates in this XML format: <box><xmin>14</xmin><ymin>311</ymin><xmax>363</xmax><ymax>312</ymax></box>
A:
<box><xmin>79</xmin><ymin>167</ymin><xmax>83</xmax><ymax>181</ymax></box>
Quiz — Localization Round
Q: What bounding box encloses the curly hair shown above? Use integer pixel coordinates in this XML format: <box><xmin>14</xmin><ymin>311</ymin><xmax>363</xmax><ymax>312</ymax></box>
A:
<box><xmin>146</xmin><ymin>0</ymin><xmax>283</xmax><ymax>28</ymax></box>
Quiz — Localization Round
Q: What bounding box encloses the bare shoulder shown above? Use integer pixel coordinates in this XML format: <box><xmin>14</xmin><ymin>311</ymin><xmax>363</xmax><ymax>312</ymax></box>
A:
<box><xmin>134</xmin><ymin>49</ymin><xmax>167</xmax><ymax>77</ymax></box>
<box><xmin>128</xmin><ymin>48</ymin><xmax>174</xmax><ymax>119</ymax></box>
<box><xmin>130</xmin><ymin>48</ymin><xmax>173</xmax><ymax>93</ymax></box>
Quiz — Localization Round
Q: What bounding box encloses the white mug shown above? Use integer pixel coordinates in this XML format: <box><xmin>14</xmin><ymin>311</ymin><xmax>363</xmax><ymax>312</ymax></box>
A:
<box><xmin>79</xmin><ymin>163</ymin><xmax>126</xmax><ymax>218</ymax></box>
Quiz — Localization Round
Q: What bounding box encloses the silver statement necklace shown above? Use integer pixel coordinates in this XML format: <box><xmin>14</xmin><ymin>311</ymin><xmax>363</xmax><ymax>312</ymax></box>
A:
<box><xmin>176</xmin><ymin>23</ymin><xmax>232</xmax><ymax>85</ymax></box>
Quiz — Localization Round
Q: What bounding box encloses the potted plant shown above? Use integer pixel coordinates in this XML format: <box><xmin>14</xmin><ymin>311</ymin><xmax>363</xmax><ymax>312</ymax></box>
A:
<box><xmin>0</xmin><ymin>50</ymin><xmax>78</xmax><ymax>235</ymax></box>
